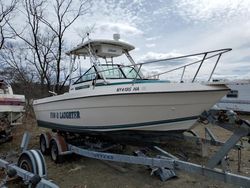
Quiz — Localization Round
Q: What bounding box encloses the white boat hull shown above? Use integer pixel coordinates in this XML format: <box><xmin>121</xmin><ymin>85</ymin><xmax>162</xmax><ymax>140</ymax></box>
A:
<box><xmin>0</xmin><ymin>105</ymin><xmax>24</xmax><ymax>113</ymax></box>
<box><xmin>33</xmin><ymin>82</ymin><xmax>228</xmax><ymax>133</ymax></box>
<box><xmin>0</xmin><ymin>94</ymin><xmax>25</xmax><ymax>125</ymax></box>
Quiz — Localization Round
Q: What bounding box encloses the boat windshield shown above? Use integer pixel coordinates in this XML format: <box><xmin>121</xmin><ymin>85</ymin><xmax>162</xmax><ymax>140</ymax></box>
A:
<box><xmin>100</xmin><ymin>65</ymin><xmax>141</xmax><ymax>79</ymax></box>
<box><xmin>74</xmin><ymin>64</ymin><xmax>141</xmax><ymax>84</ymax></box>
<box><xmin>121</xmin><ymin>66</ymin><xmax>141</xmax><ymax>79</ymax></box>
<box><xmin>100</xmin><ymin>65</ymin><xmax>125</xmax><ymax>79</ymax></box>
<box><xmin>74</xmin><ymin>66</ymin><xmax>97</xmax><ymax>84</ymax></box>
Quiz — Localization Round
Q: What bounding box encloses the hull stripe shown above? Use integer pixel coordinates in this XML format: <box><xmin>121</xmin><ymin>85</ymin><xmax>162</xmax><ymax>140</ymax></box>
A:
<box><xmin>37</xmin><ymin>115</ymin><xmax>198</xmax><ymax>132</ymax></box>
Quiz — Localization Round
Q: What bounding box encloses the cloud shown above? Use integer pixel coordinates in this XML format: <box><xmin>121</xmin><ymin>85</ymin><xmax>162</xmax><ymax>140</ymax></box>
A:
<box><xmin>237</xmin><ymin>42</ymin><xmax>250</xmax><ymax>50</ymax></box>
<box><xmin>151</xmin><ymin>1</ymin><xmax>250</xmax><ymax>80</ymax></box>
<box><xmin>145</xmin><ymin>36</ymin><xmax>161</xmax><ymax>41</ymax></box>
<box><xmin>174</xmin><ymin>0</ymin><xmax>250</xmax><ymax>23</ymax></box>
<box><xmin>20</xmin><ymin>0</ymin><xmax>250</xmax><ymax>81</ymax></box>
<box><xmin>138</xmin><ymin>51</ymin><xmax>183</xmax><ymax>63</ymax></box>
<box><xmin>238</xmin><ymin>55</ymin><xmax>250</xmax><ymax>62</ymax></box>
<box><xmin>137</xmin><ymin>51</ymin><xmax>202</xmax><ymax>65</ymax></box>
<box><xmin>88</xmin><ymin>0</ymin><xmax>146</xmax><ymax>27</ymax></box>
<box><xmin>145</xmin><ymin>43</ymin><xmax>155</xmax><ymax>48</ymax></box>
<box><xmin>179</xmin><ymin>21</ymin><xmax>250</xmax><ymax>80</ymax></box>
<box><xmin>95</xmin><ymin>22</ymin><xmax>143</xmax><ymax>36</ymax></box>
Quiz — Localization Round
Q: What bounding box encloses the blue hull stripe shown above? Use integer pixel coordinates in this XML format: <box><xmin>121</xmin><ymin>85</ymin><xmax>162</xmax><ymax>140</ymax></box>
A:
<box><xmin>37</xmin><ymin>116</ymin><xmax>198</xmax><ymax>132</ymax></box>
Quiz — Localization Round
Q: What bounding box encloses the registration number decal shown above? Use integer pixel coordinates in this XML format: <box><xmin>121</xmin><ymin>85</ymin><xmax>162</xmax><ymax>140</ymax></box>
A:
<box><xmin>116</xmin><ymin>86</ymin><xmax>139</xmax><ymax>92</ymax></box>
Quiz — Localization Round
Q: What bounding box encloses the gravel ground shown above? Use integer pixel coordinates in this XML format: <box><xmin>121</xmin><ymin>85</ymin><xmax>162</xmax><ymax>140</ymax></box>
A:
<box><xmin>0</xmin><ymin>114</ymin><xmax>249</xmax><ymax>188</ymax></box>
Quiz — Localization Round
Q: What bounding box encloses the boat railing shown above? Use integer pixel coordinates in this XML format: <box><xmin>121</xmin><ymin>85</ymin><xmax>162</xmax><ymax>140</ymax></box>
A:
<box><xmin>137</xmin><ymin>48</ymin><xmax>232</xmax><ymax>82</ymax></box>
<box><xmin>67</xmin><ymin>48</ymin><xmax>231</xmax><ymax>86</ymax></box>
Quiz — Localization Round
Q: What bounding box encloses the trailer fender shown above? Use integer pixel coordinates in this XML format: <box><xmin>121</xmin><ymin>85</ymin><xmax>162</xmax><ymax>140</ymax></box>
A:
<box><xmin>49</xmin><ymin>134</ymin><xmax>68</xmax><ymax>163</ymax></box>
<box><xmin>17</xmin><ymin>149</ymin><xmax>47</xmax><ymax>178</ymax></box>
<box><xmin>50</xmin><ymin>134</ymin><xmax>68</xmax><ymax>154</ymax></box>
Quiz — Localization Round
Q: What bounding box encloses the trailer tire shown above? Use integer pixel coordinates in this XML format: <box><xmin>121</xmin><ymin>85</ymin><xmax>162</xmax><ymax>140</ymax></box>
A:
<box><xmin>40</xmin><ymin>134</ymin><xmax>49</xmax><ymax>155</ymax></box>
<box><xmin>50</xmin><ymin>140</ymin><xmax>63</xmax><ymax>163</ymax></box>
<box><xmin>17</xmin><ymin>150</ymin><xmax>47</xmax><ymax>177</ymax></box>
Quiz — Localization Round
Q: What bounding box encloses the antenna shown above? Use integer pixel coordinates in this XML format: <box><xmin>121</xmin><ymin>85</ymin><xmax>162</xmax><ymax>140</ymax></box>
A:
<box><xmin>113</xmin><ymin>33</ymin><xmax>120</xmax><ymax>41</ymax></box>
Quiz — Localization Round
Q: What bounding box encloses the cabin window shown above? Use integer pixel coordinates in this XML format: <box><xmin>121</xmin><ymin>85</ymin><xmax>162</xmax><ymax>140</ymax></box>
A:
<box><xmin>226</xmin><ymin>90</ymin><xmax>238</xmax><ymax>98</ymax></box>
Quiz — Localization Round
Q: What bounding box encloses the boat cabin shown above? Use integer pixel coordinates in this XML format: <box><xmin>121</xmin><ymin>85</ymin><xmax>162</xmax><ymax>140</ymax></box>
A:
<box><xmin>67</xmin><ymin>36</ymin><xmax>145</xmax><ymax>91</ymax></box>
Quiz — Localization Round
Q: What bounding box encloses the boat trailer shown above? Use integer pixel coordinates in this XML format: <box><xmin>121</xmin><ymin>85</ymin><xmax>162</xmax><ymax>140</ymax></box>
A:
<box><xmin>0</xmin><ymin>132</ymin><xmax>59</xmax><ymax>188</ymax></box>
<box><xmin>37</xmin><ymin>110</ymin><xmax>250</xmax><ymax>187</ymax></box>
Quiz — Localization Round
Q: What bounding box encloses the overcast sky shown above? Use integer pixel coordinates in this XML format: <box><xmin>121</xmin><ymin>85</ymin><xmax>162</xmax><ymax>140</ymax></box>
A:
<box><xmin>11</xmin><ymin>0</ymin><xmax>250</xmax><ymax>81</ymax></box>
<box><xmin>64</xmin><ymin>0</ymin><xmax>250</xmax><ymax>80</ymax></box>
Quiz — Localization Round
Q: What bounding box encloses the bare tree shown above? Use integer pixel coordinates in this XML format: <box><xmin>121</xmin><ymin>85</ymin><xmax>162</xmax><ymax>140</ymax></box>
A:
<box><xmin>7</xmin><ymin>0</ymin><xmax>57</xmax><ymax>91</ymax></box>
<box><xmin>0</xmin><ymin>0</ymin><xmax>17</xmax><ymax>49</ymax></box>
<box><xmin>6</xmin><ymin>0</ymin><xmax>91</xmax><ymax>94</ymax></box>
<box><xmin>0</xmin><ymin>44</ymin><xmax>35</xmax><ymax>83</ymax></box>
<box><xmin>40</xmin><ymin>0</ymin><xmax>91</xmax><ymax>92</ymax></box>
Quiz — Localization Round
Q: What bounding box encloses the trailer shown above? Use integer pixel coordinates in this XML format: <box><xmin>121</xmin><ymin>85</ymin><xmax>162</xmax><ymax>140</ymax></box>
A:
<box><xmin>0</xmin><ymin>132</ymin><xmax>59</xmax><ymax>188</ymax></box>
<box><xmin>39</xmin><ymin>110</ymin><xmax>250</xmax><ymax>187</ymax></box>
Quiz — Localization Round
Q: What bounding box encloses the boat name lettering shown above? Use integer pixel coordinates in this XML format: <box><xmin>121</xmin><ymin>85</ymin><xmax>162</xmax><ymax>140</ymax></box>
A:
<box><xmin>116</xmin><ymin>86</ymin><xmax>139</xmax><ymax>92</ymax></box>
<box><xmin>50</xmin><ymin>111</ymin><xmax>80</xmax><ymax>119</ymax></box>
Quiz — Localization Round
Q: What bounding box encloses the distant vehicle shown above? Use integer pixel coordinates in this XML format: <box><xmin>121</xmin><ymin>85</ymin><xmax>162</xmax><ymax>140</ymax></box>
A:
<box><xmin>0</xmin><ymin>80</ymin><xmax>25</xmax><ymax>143</ymax></box>
<box><xmin>215</xmin><ymin>80</ymin><xmax>250</xmax><ymax>114</ymax></box>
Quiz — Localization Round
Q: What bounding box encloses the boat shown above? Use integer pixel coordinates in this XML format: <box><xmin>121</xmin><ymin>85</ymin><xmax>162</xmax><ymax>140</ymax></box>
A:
<box><xmin>214</xmin><ymin>80</ymin><xmax>250</xmax><ymax>114</ymax></box>
<box><xmin>0</xmin><ymin>80</ymin><xmax>25</xmax><ymax>143</ymax></box>
<box><xmin>33</xmin><ymin>34</ymin><xmax>230</xmax><ymax>143</ymax></box>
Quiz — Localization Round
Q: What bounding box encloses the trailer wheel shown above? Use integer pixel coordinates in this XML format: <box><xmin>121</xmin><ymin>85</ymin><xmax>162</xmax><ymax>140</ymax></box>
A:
<box><xmin>50</xmin><ymin>140</ymin><xmax>63</xmax><ymax>163</ymax></box>
<box><xmin>18</xmin><ymin>153</ymin><xmax>33</xmax><ymax>172</ymax></box>
<box><xmin>40</xmin><ymin>134</ymin><xmax>49</xmax><ymax>155</ymax></box>
<box><xmin>17</xmin><ymin>150</ymin><xmax>47</xmax><ymax>177</ymax></box>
